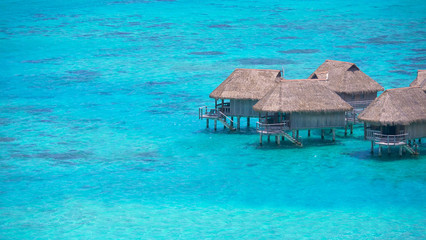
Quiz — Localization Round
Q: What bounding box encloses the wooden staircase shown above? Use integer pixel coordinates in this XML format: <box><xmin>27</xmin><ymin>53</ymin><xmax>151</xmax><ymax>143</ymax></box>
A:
<box><xmin>218</xmin><ymin>115</ymin><xmax>236</xmax><ymax>131</ymax></box>
<box><xmin>403</xmin><ymin>145</ymin><xmax>419</xmax><ymax>155</ymax></box>
<box><xmin>282</xmin><ymin>132</ymin><xmax>303</xmax><ymax>146</ymax></box>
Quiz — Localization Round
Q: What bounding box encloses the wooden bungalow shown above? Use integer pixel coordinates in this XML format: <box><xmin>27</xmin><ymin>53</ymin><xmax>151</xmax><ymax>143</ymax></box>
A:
<box><xmin>409</xmin><ymin>70</ymin><xmax>426</xmax><ymax>92</ymax></box>
<box><xmin>199</xmin><ymin>68</ymin><xmax>281</xmax><ymax>130</ymax></box>
<box><xmin>358</xmin><ymin>87</ymin><xmax>426</xmax><ymax>156</ymax></box>
<box><xmin>308</xmin><ymin>60</ymin><xmax>384</xmax><ymax>131</ymax></box>
<box><xmin>253</xmin><ymin>79</ymin><xmax>353</xmax><ymax>146</ymax></box>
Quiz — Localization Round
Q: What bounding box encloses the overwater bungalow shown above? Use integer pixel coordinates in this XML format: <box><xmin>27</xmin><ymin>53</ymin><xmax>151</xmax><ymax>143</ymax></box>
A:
<box><xmin>199</xmin><ymin>68</ymin><xmax>281</xmax><ymax>130</ymax></box>
<box><xmin>253</xmin><ymin>79</ymin><xmax>353</xmax><ymax>146</ymax></box>
<box><xmin>358</xmin><ymin>87</ymin><xmax>426</xmax><ymax>156</ymax></box>
<box><xmin>308</xmin><ymin>60</ymin><xmax>384</xmax><ymax>131</ymax></box>
<box><xmin>409</xmin><ymin>70</ymin><xmax>426</xmax><ymax>92</ymax></box>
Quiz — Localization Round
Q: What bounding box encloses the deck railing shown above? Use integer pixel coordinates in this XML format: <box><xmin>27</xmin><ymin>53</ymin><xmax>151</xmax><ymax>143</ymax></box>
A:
<box><xmin>347</xmin><ymin>100</ymin><xmax>374</xmax><ymax>110</ymax></box>
<box><xmin>256</xmin><ymin>121</ymin><xmax>290</xmax><ymax>134</ymax></box>
<box><xmin>345</xmin><ymin>110</ymin><xmax>363</xmax><ymax>124</ymax></box>
<box><xmin>366</xmin><ymin>129</ymin><xmax>381</xmax><ymax>140</ymax></box>
<box><xmin>199</xmin><ymin>106</ymin><xmax>218</xmax><ymax>119</ymax></box>
<box><xmin>373</xmin><ymin>133</ymin><xmax>408</xmax><ymax>145</ymax></box>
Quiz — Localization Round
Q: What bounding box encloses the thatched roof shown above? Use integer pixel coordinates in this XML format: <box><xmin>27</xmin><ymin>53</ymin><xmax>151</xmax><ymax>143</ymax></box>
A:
<box><xmin>409</xmin><ymin>70</ymin><xmax>426</xmax><ymax>92</ymax></box>
<box><xmin>358</xmin><ymin>87</ymin><xmax>426</xmax><ymax>125</ymax></box>
<box><xmin>210</xmin><ymin>69</ymin><xmax>281</xmax><ymax>100</ymax></box>
<box><xmin>308</xmin><ymin>60</ymin><xmax>384</xmax><ymax>94</ymax></box>
<box><xmin>253</xmin><ymin>79</ymin><xmax>353</xmax><ymax>113</ymax></box>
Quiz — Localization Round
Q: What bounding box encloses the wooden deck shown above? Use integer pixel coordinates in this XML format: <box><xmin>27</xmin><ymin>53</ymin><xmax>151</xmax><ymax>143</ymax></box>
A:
<box><xmin>199</xmin><ymin>106</ymin><xmax>236</xmax><ymax>131</ymax></box>
<box><xmin>256</xmin><ymin>121</ymin><xmax>302</xmax><ymax>146</ymax></box>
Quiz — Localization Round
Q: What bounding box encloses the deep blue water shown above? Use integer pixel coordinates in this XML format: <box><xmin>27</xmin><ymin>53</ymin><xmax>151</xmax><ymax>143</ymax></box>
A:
<box><xmin>1</xmin><ymin>0</ymin><xmax>426</xmax><ymax>239</ymax></box>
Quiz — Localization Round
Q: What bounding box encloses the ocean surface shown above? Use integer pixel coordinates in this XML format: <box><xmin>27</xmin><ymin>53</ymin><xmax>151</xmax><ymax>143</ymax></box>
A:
<box><xmin>1</xmin><ymin>0</ymin><xmax>426</xmax><ymax>239</ymax></box>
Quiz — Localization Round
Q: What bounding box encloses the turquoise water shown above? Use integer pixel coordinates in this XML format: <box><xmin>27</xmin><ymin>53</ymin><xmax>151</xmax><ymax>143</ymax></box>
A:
<box><xmin>1</xmin><ymin>0</ymin><xmax>426</xmax><ymax>239</ymax></box>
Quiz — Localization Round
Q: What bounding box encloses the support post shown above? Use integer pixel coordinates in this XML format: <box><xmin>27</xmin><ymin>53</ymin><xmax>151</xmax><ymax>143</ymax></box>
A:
<box><xmin>230</xmin><ymin>117</ymin><xmax>234</xmax><ymax>127</ymax></box>
<box><xmin>206</xmin><ymin>119</ymin><xmax>209</xmax><ymax>128</ymax></box>
<box><xmin>332</xmin><ymin>129</ymin><xmax>335</xmax><ymax>142</ymax></box>
<box><xmin>399</xmin><ymin>146</ymin><xmax>402</xmax><ymax>156</ymax></box>
<box><xmin>345</xmin><ymin>124</ymin><xmax>347</xmax><ymax>136</ymax></box>
<box><xmin>364</xmin><ymin>122</ymin><xmax>367</xmax><ymax>140</ymax></box>
<box><xmin>268</xmin><ymin>135</ymin><xmax>270</xmax><ymax>142</ymax></box>
<box><xmin>350</xmin><ymin>124</ymin><xmax>353</xmax><ymax>134</ymax></box>
<box><xmin>277</xmin><ymin>135</ymin><xmax>280</xmax><ymax>145</ymax></box>
<box><xmin>247</xmin><ymin>117</ymin><xmax>250</xmax><ymax>127</ymax></box>
<box><xmin>321</xmin><ymin>129</ymin><xmax>324</xmax><ymax>140</ymax></box>
<box><xmin>371</xmin><ymin>141</ymin><xmax>374</xmax><ymax>154</ymax></box>
<box><xmin>308</xmin><ymin>130</ymin><xmax>311</xmax><ymax>137</ymax></box>
<box><xmin>214</xmin><ymin>120</ymin><xmax>217</xmax><ymax>131</ymax></box>
<box><xmin>419</xmin><ymin>138</ymin><xmax>421</xmax><ymax>143</ymax></box>
<box><xmin>296</xmin><ymin>130</ymin><xmax>299</xmax><ymax>139</ymax></box>
<box><xmin>378</xmin><ymin>145</ymin><xmax>382</xmax><ymax>156</ymax></box>
<box><xmin>388</xmin><ymin>145</ymin><xmax>390</xmax><ymax>154</ymax></box>
<box><xmin>259</xmin><ymin>133</ymin><xmax>263</xmax><ymax>146</ymax></box>
<box><xmin>292</xmin><ymin>130</ymin><xmax>295</xmax><ymax>138</ymax></box>
<box><xmin>237</xmin><ymin>117</ymin><xmax>240</xmax><ymax>130</ymax></box>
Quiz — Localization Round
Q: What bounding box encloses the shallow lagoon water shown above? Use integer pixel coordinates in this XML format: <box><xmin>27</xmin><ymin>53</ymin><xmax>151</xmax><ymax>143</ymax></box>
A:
<box><xmin>1</xmin><ymin>0</ymin><xmax>426</xmax><ymax>239</ymax></box>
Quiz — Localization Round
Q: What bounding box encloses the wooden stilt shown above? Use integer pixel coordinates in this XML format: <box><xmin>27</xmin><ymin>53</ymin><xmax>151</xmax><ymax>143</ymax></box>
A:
<box><xmin>260</xmin><ymin>133</ymin><xmax>263</xmax><ymax>146</ymax></box>
<box><xmin>214</xmin><ymin>120</ymin><xmax>217</xmax><ymax>131</ymax></box>
<box><xmin>206</xmin><ymin>119</ymin><xmax>209</xmax><ymax>128</ymax></box>
<box><xmin>268</xmin><ymin>135</ymin><xmax>270</xmax><ymax>142</ymax></box>
<box><xmin>296</xmin><ymin>130</ymin><xmax>299</xmax><ymax>139</ymax></box>
<box><xmin>237</xmin><ymin>117</ymin><xmax>240</xmax><ymax>130</ymax></box>
<box><xmin>388</xmin><ymin>145</ymin><xmax>390</xmax><ymax>154</ymax></box>
<box><xmin>364</xmin><ymin>122</ymin><xmax>367</xmax><ymax>140</ymax></box>
<box><xmin>419</xmin><ymin>138</ymin><xmax>421</xmax><ymax>143</ymax></box>
<box><xmin>282</xmin><ymin>136</ymin><xmax>284</xmax><ymax>141</ymax></box>
<box><xmin>247</xmin><ymin>117</ymin><xmax>250</xmax><ymax>127</ymax></box>
<box><xmin>292</xmin><ymin>130</ymin><xmax>295</xmax><ymax>138</ymax></box>
<box><xmin>350</xmin><ymin>124</ymin><xmax>353</xmax><ymax>134</ymax></box>
<box><xmin>378</xmin><ymin>145</ymin><xmax>382</xmax><ymax>156</ymax></box>
<box><xmin>321</xmin><ymin>129</ymin><xmax>324</xmax><ymax>140</ymax></box>
<box><xmin>399</xmin><ymin>146</ymin><xmax>402</xmax><ymax>156</ymax></box>
<box><xmin>332</xmin><ymin>129</ymin><xmax>335</xmax><ymax>142</ymax></box>
<box><xmin>345</xmin><ymin>124</ymin><xmax>347</xmax><ymax>136</ymax></box>
<box><xmin>277</xmin><ymin>135</ymin><xmax>280</xmax><ymax>145</ymax></box>
<box><xmin>308</xmin><ymin>130</ymin><xmax>311</xmax><ymax>137</ymax></box>
<box><xmin>371</xmin><ymin>141</ymin><xmax>374</xmax><ymax>154</ymax></box>
<box><xmin>230</xmin><ymin>117</ymin><xmax>234</xmax><ymax>127</ymax></box>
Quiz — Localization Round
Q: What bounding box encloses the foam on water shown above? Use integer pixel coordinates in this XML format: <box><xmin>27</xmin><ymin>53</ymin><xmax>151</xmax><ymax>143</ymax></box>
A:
<box><xmin>1</xmin><ymin>0</ymin><xmax>425</xmax><ymax>239</ymax></box>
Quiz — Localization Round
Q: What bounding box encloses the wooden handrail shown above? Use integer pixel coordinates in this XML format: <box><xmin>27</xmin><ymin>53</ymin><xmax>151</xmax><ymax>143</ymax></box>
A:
<box><xmin>218</xmin><ymin>110</ymin><xmax>233</xmax><ymax>124</ymax></box>
<box><xmin>256</xmin><ymin>121</ymin><xmax>290</xmax><ymax>133</ymax></box>
<box><xmin>373</xmin><ymin>133</ymin><xmax>408</xmax><ymax>144</ymax></box>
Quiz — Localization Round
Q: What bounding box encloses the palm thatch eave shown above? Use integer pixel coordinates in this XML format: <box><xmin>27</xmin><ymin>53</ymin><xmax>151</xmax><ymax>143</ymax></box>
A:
<box><xmin>209</xmin><ymin>69</ymin><xmax>281</xmax><ymax>100</ymax></box>
<box><xmin>358</xmin><ymin>87</ymin><xmax>426</xmax><ymax>126</ymax></box>
<box><xmin>253</xmin><ymin>80</ymin><xmax>353</xmax><ymax>113</ymax></box>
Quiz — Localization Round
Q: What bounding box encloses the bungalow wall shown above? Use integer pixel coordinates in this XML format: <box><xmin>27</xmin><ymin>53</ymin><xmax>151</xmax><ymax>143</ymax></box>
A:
<box><xmin>229</xmin><ymin>99</ymin><xmax>258</xmax><ymax>117</ymax></box>
<box><xmin>338</xmin><ymin>92</ymin><xmax>377</xmax><ymax>108</ymax></box>
<box><xmin>289</xmin><ymin>112</ymin><xmax>346</xmax><ymax>130</ymax></box>
<box><xmin>405</xmin><ymin>122</ymin><xmax>426</xmax><ymax>139</ymax></box>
